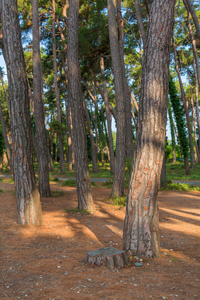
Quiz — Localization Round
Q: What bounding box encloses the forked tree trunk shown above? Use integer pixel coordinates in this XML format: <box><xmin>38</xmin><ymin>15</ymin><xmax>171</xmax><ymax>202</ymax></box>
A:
<box><xmin>123</xmin><ymin>0</ymin><xmax>175</xmax><ymax>258</ymax></box>
<box><xmin>52</xmin><ymin>0</ymin><xmax>65</xmax><ymax>175</ymax></box>
<box><xmin>1</xmin><ymin>0</ymin><xmax>42</xmax><ymax>225</ymax></box>
<box><xmin>108</xmin><ymin>0</ymin><xmax>126</xmax><ymax>198</ymax></box>
<box><xmin>67</xmin><ymin>0</ymin><xmax>94</xmax><ymax>211</ymax></box>
<box><xmin>32</xmin><ymin>0</ymin><xmax>51</xmax><ymax>197</ymax></box>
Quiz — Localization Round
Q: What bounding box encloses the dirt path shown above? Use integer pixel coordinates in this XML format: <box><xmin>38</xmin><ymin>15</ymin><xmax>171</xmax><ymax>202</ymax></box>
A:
<box><xmin>0</xmin><ymin>181</ymin><xmax>200</xmax><ymax>299</ymax></box>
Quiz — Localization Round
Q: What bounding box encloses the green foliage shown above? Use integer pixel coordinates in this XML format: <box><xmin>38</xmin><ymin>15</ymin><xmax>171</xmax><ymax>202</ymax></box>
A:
<box><xmin>49</xmin><ymin>120</ymin><xmax>68</xmax><ymax>140</ymax></box>
<box><xmin>166</xmin><ymin>163</ymin><xmax>200</xmax><ymax>180</ymax></box>
<box><xmin>0</xmin><ymin>124</ymin><xmax>5</xmax><ymax>157</ymax></box>
<box><xmin>0</xmin><ymin>189</ymin><xmax>4</xmax><ymax>193</ymax></box>
<box><xmin>61</xmin><ymin>179</ymin><xmax>76</xmax><ymax>187</ymax></box>
<box><xmin>160</xmin><ymin>181</ymin><xmax>200</xmax><ymax>192</ymax></box>
<box><xmin>112</xmin><ymin>196</ymin><xmax>127</xmax><ymax>207</ymax></box>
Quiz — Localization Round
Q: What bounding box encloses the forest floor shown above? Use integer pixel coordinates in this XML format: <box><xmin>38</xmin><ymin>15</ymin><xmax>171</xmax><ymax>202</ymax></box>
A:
<box><xmin>0</xmin><ymin>181</ymin><xmax>200</xmax><ymax>300</ymax></box>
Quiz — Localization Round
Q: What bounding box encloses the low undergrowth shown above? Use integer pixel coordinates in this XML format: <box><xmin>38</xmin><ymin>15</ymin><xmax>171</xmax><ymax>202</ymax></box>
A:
<box><xmin>65</xmin><ymin>208</ymin><xmax>91</xmax><ymax>215</ymax></box>
<box><xmin>160</xmin><ymin>181</ymin><xmax>200</xmax><ymax>192</ymax></box>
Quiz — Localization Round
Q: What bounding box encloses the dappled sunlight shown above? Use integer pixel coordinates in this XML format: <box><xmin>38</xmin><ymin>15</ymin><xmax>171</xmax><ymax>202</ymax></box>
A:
<box><xmin>160</xmin><ymin>207</ymin><xmax>200</xmax><ymax>222</ymax></box>
<box><xmin>160</xmin><ymin>220</ymin><xmax>200</xmax><ymax>237</ymax></box>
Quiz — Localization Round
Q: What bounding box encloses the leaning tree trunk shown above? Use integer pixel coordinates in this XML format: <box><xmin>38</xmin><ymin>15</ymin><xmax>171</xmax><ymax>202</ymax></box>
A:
<box><xmin>123</xmin><ymin>0</ymin><xmax>176</xmax><ymax>258</ymax></box>
<box><xmin>108</xmin><ymin>0</ymin><xmax>126</xmax><ymax>198</ymax></box>
<box><xmin>32</xmin><ymin>0</ymin><xmax>51</xmax><ymax>197</ymax></box>
<box><xmin>52</xmin><ymin>0</ymin><xmax>65</xmax><ymax>175</ymax></box>
<box><xmin>1</xmin><ymin>0</ymin><xmax>42</xmax><ymax>225</ymax></box>
<box><xmin>183</xmin><ymin>0</ymin><xmax>200</xmax><ymax>43</ymax></box>
<box><xmin>67</xmin><ymin>0</ymin><xmax>94</xmax><ymax>211</ymax></box>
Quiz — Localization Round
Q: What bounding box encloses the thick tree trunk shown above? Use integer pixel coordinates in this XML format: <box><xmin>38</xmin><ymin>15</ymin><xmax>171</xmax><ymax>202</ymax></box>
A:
<box><xmin>52</xmin><ymin>0</ymin><xmax>65</xmax><ymax>175</ymax></box>
<box><xmin>1</xmin><ymin>0</ymin><xmax>42</xmax><ymax>225</ymax></box>
<box><xmin>123</xmin><ymin>0</ymin><xmax>175</xmax><ymax>258</ymax></box>
<box><xmin>173</xmin><ymin>40</ymin><xmax>195</xmax><ymax>169</ymax></box>
<box><xmin>83</xmin><ymin>100</ymin><xmax>98</xmax><ymax>173</ymax></box>
<box><xmin>108</xmin><ymin>0</ymin><xmax>126</xmax><ymax>198</ymax></box>
<box><xmin>67</xmin><ymin>0</ymin><xmax>94</xmax><ymax>211</ymax></box>
<box><xmin>100</xmin><ymin>57</ymin><xmax>115</xmax><ymax>174</ymax></box>
<box><xmin>32</xmin><ymin>0</ymin><xmax>51</xmax><ymax>197</ymax></box>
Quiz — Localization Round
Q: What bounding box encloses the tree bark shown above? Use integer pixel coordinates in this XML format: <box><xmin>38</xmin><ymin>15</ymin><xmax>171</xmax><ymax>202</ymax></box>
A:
<box><xmin>134</xmin><ymin>0</ymin><xmax>146</xmax><ymax>46</ymax></box>
<box><xmin>1</xmin><ymin>0</ymin><xmax>42</xmax><ymax>225</ymax></box>
<box><xmin>173</xmin><ymin>40</ymin><xmax>195</xmax><ymax>169</ymax></box>
<box><xmin>108</xmin><ymin>0</ymin><xmax>126</xmax><ymax>198</ymax></box>
<box><xmin>123</xmin><ymin>0</ymin><xmax>175</xmax><ymax>258</ymax></box>
<box><xmin>52</xmin><ymin>0</ymin><xmax>65</xmax><ymax>174</ymax></box>
<box><xmin>168</xmin><ymin>99</ymin><xmax>176</xmax><ymax>163</ymax></box>
<box><xmin>32</xmin><ymin>0</ymin><xmax>51</xmax><ymax>197</ymax></box>
<box><xmin>67</xmin><ymin>0</ymin><xmax>94</xmax><ymax>211</ymax></box>
<box><xmin>100</xmin><ymin>57</ymin><xmax>115</xmax><ymax>174</ymax></box>
<box><xmin>193</xmin><ymin>60</ymin><xmax>200</xmax><ymax>154</ymax></box>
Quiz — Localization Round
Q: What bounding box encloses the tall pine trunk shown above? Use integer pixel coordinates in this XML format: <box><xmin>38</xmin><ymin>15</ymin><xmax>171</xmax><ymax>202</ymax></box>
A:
<box><xmin>67</xmin><ymin>0</ymin><xmax>94</xmax><ymax>211</ymax></box>
<box><xmin>108</xmin><ymin>0</ymin><xmax>126</xmax><ymax>198</ymax></box>
<box><xmin>168</xmin><ymin>99</ymin><xmax>176</xmax><ymax>163</ymax></box>
<box><xmin>52</xmin><ymin>0</ymin><xmax>65</xmax><ymax>174</ymax></box>
<box><xmin>32</xmin><ymin>0</ymin><xmax>51</xmax><ymax>197</ymax></box>
<box><xmin>123</xmin><ymin>0</ymin><xmax>175</xmax><ymax>258</ymax></box>
<box><xmin>1</xmin><ymin>0</ymin><xmax>42</xmax><ymax>225</ymax></box>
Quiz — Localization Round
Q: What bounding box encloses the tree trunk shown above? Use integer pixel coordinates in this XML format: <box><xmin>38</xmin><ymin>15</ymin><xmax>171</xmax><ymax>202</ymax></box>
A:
<box><xmin>52</xmin><ymin>0</ymin><xmax>65</xmax><ymax>175</ymax></box>
<box><xmin>32</xmin><ymin>0</ymin><xmax>51</xmax><ymax>197</ymax></box>
<box><xmin>83</xmin><ymin>100</ymin><xmax>98</xmax><ymax>173</ymax></box>
<box><xmin>173</xmin><ymin>39</ymin><xmax>195</xmax><ymax>169</ymax></box>
<box><xmin>193</xmin><ymin>60</ymin><xmax>200</xmax><ymax>154</ymax></box>
<box><xmin>117</xmin><ymin>0</ymin><xmax>134</xmax><ymax>159</ymax></box>
<box><xmin>160</xmin><ymin>157</ymin><xmax>167</xmax><ymax>188</ymax></box>
<box><xmin>0</xmin><ymin>93</ymin><xmax>12</xmax><ymax>171</ymax></box>
<box><xmin>168</xmin><ymin>99</ymin><xmax>176</xmax><ymax>163</ymax></box>
<box><xmin>183</xmin><ymin>0</ymin><xmax>200</xmax><ymax>43</ymax></box>
<box><xmin>67</xmin><ymin>0</ymin><xmax>94</xmax><ymax>212</ymax></box>
<box><xmin>108</xmin><ymin>0</ymin><xmax>126</xmax><ymax>198</ymax></box>
<box><xmin>100</xmin><ymin>57</ymin><xmax>115</xmax><ymax>174</ymax></box>
<box><xmin>123</xmin><ymin>0</ymin><xmax>175</xmax><ymax>258</ymax></box>
<box><xmin>1</xmin><ymin>0</ymin><xmax>42</xmax><ymax>225</ymax></box>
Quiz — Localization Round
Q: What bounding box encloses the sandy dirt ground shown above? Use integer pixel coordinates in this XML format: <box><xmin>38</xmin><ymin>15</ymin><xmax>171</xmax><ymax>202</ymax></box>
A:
<box><xmin>0</xmin><ymin>181</ymin><xmax>200</xmax><ymax>300</ymax></box>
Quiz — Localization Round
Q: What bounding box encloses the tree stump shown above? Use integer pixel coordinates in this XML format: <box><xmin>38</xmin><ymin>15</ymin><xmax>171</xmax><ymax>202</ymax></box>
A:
<box><xmin>86</xmin><ymin>247</ymin><xmax>129</xmax><ymax>269</ymax></box>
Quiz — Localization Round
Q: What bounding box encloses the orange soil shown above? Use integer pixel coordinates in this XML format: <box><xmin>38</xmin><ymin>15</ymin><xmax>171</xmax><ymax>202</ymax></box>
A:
<box><xmin>0</xmin><ymin>181</ymin><xmax>200</xmax><ymax>299</ymax></box>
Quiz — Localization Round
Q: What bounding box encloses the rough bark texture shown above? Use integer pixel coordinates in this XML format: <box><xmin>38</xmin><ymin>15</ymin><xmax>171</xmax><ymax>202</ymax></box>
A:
<box><xmin>86</xmin><ymin>247</ymin><xmax>129</xmax><ymax>269</ymax></box>
<box><xmin>1</xmin><ymin>0</ymin><xmax>42</xmax><ymax>225</ymax></box>
<box><xmin>168</xmin><ymin>99</ymin><xmax>176</xmax><ymax>163</ymax></box>
<box><xmin>173</xmin><ymin>40</ymin><xmax>195</xmax><ymax>169</ymax></box>
<box><xmin>32</xmin><ymin>0</ymin><xmax>51</xmax><ymax>197</ymax></box>
<box><xmin>100</xmin><ymin>57</ymin><xmax>115</xmax><ymax>174</ymax></box>
<box><xmin>108</xmin><ymin>0</ymin><xmax>126</xmax><ymax>198</ymax></box>
<box><xmin>123</xmin><ymin>0</ymin><xmax>175</xmax><ymax>258</ymax></box>
<box><xmin>52</xmin><ymin>0</ymin><xmax>65</xmax><ymax>175</ymax></box>
<box><xmin>67</xmin><ymin>0</ymin><xmax>94</xmax><ymax>212</ymax></box>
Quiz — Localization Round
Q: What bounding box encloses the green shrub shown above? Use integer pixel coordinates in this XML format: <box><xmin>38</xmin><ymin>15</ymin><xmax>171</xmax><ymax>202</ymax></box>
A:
<box><xmin>61</xmin><ymin>179</ymin><xmax>76</xmax><ymax>187</ymax></box>
<box><xmin>112</xmin><ymin>196</ymin><xmax>127</xmax><ymax>207</ymax></box>
<box><xmin>160</xmin><ymin>182</ymin><xmax>200</xmax><ymax>192</ymax></box>
<box><xmin>65</xmin><ymin>207</ymin><xmax>90</xmax><ymax>215</ymax></box>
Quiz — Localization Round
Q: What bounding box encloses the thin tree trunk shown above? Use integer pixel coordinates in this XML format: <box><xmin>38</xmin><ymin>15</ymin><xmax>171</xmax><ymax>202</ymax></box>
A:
<box><xmin>123</xmin><ymin>0</ymin><xmax>175</xmax><ymax>258</ymax></box>
<box><xmin>0</xmin><ymin>72</ymin><xmax>10</xmax><ymax>110</ymax></box>
<box><xmin>173</xmin><ymin>39</ymin><xmax>195</xmax><ymax>168</ymax></box>
<box><xmin>193</xmin><ymin>60</ymin><xmax>200</xmax><ymax>154</ymax></box>
<box><xmin>134</xmin><ymin>0</ymin><xmax>146</xmax><ymax>46</ymax></box>
<box><xmin>160</xmin><ymin>157</ymin><xmax>167</xmax><ymax>188</ymax></box>
<box><xmin>0</xmin><ymin>94</ymin><xmax>12</xmax><ymax>171</ymax></box>
<box><xmin>67</xmin><ymin>0</ymin><xmax>94</xmax><ymax>211</ymax></box>
<box><xmin>32</xmin><ymin>0</ymin><xmax>51</xmax><ymax>197</ymax></box>
<box><xmin>108</xmin><ymin>0</ymin><xmax>126</xmax><ymax>198</ymax></box>
<box><xmin>100</xmin><ymin>57</ymin><xmax>115</xmax><ymax>174</ymax></box>
<box><xmin>83</xmin><ymin>100</ymin><xmax>98</xmax><ymax>173</ymax></box>
<box><xmin>1</xmin><ymin>0</ymin><xmax>42</xmax><ymax>225</ymax></box>
<box><xmin>52</xmin><ymin>0</ymin><xmax>65</xmax><ymax>174</ymax></box>
<box><xmin>183</xmin><ymin>0</ymin><xmax>200</xmax><ymax>43</ymax></box>
<box><xmin>168</xmin><ymin>99</ymin><xmax>176</xmax><ymax>163</ymax></box>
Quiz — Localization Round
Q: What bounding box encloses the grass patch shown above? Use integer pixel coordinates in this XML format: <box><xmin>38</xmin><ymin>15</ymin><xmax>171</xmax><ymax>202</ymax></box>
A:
<box><xmin>49</xmin><ymin>176</ymin><xmax>59</xmax><ymax>183</ymax></box>
<box><xmin>0</xmin><ymin>178</ymin><xmax>3</xmax><ymax>182</ymax></box>
<box><xmin>65</xmin><ymin>207</ymin><xmax>91</xmax><ymax>215</ymax></box>
<box><xmin>91</xmin><ymin>181</ymin><xmax>96</xmax><ymax>187</ymax></box>
<box><xmin>166</xmin><ymin>163</ymin><xmax>200</xmax><ymax>180</ymax></box>
<box><xmin>160</xmin><ymin>181</ymin><xmax>200</xmax><ymax>192</ymax></box>
<box><xmin>101</xmin><ymin>178</ymin><xmax>113</xmax><ymax>188</ymax></box>
<box><xmin>8</xmin><ymin>178</ymin><xmax>14</xmax><ymax>183</ymax></box>
<box><xmin>0</xmin><ymin>188</ymin><xmax>4</xmax><ymax>193</ymax></box>
<box><xmin>61</xmin><ymin>179</ymin><xmax>76</xmax><ymax>187</ymax></box>
<box><xmin>112</xmin><ymin>196</ymin><xmax>127</xmax><ymax>207</ymax></box>
<box><xmin>51</xmin><ymin>191</ymin><xmax>64</xmax><ymax>197</ymax></box>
